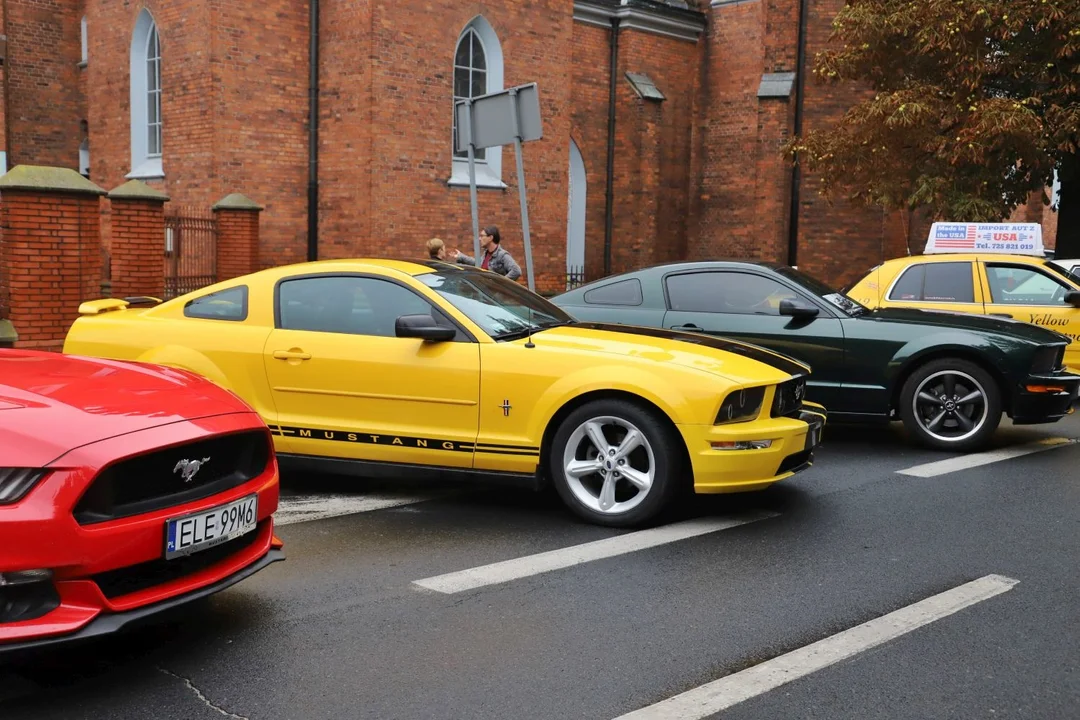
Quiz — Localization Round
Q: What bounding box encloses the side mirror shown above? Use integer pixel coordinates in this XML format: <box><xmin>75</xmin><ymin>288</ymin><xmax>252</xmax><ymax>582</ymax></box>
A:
<box><xmin>1065</xmin><ymin>290</ymin><xmax>1080</xmax><ymax>308</ymax></box>
<box><xmin>778</xmin><ymin>298</ymin><xmax>820</xmax><ymax>319</ymax></box>
<box><xmin>395</xmin><ymin>314</ymin><xmax>456</xmax><ymax>342</ymax></box>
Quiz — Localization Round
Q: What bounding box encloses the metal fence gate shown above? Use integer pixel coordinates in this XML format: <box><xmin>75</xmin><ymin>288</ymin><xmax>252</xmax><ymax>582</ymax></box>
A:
<box><xmin>164</xmin><ymin>207</ymin><xmax>217</xmax><ymax>298</ymax></box>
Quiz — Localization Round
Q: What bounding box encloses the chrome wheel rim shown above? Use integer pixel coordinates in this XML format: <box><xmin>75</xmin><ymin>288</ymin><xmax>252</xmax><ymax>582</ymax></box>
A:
<box><xmin>562</xmin><ymin>416</ymin><xmax>655</xmax><ymax>515</ymax></box>
<box><xmin>912</xmin><ymin>370</ymin><xmax>989</xmax><ymax>443</ymax></box>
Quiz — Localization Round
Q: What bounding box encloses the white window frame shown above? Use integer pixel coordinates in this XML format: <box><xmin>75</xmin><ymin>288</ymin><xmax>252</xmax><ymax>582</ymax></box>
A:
<box><xmin>448</xmin><ymin>16</ymin><xmax>505</xmax><ymax>189</ymax></box>
<box><xmin>128</xmin><ymin>9</ymin><xmax>163</xmax><ymax>179</ymax></box>
<box><xmin>79</xmin><ymin>15</ymin><xmax>87</xmax><ymax>66</ymax></box>
<box><xmin>79</xmin><ymin>138</ymin><xmax>90</xmax><ymax>177</ymax></box>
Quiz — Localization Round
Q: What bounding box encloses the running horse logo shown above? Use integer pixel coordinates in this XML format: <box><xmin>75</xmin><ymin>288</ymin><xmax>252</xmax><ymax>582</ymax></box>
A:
<box><xmin>173</xmin><ymin>457</ymin><xmax>211</xmax><ymax>483</ymax></box>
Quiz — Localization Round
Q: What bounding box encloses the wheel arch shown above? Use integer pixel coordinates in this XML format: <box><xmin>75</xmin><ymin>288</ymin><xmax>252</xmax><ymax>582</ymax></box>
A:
<box><xmin>535</xmin><ymin>389</ymin><xmax>692</xmax><ymax>491</ymax></box>
<box><xmin>134</xmin><ymin>344</ymin><xmax>236</xmax><ymax>391</ymax></box>
<box><xmin>889</xmin><ymin>346</ymin><xmax>1013</xmax><ymax>415</ymax></box>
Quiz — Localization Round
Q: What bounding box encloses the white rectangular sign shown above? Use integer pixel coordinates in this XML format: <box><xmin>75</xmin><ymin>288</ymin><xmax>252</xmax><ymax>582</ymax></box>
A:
<box><xmin>925</xmin><ymin>222</ymin><xmax>1044</xmax><ymax>256</ymax></box>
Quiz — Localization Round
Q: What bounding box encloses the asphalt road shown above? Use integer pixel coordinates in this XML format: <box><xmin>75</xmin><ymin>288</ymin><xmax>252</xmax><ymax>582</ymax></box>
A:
<box><xmin>3</xmin><ymin>415</ymin><xmax>1080</xmax><ymax>720</ymax></box>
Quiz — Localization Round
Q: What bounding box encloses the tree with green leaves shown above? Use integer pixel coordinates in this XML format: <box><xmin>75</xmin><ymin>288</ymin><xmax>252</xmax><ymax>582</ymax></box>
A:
<box><xmin>788</xmin><ymin>0</ymin><xmax>1080</xmax><ymax>256</ymax></box>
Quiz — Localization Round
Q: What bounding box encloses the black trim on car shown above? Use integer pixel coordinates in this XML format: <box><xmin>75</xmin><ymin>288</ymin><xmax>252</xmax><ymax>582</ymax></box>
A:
<box><xmin>275</xmin><ymin>454</ymin><xmax>543</xmax><ymax>491</ymax></box>
<box><xmin>570</xmin><ymin>321</ymin><xmax>809</xmax><ymax>377</ymax></box>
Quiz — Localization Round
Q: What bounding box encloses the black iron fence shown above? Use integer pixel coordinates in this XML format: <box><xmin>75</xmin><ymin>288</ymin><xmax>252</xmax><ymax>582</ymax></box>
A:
<box><xmin>164</xmin><ymin>207</ymin><xmax>217</xmax><ymax>298</ymax></box>
<box><xmin>566</xmin><ymin>265</ymin><xmax>587</xmax><ymax>290</ymax></box>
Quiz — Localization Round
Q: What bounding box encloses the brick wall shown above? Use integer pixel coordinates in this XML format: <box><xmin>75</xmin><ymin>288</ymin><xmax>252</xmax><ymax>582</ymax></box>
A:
<box><xmin>110</xmin><ymin>199</ymin><xmax>166</xmax><ymax>298</ymax></box>
<box><xmin>0</xmin><ymin>191</ymin><xmax>102</xmax><ymax>350</ymax></box>
<box><xmin>5</xmin><ymin>0</ymin><xmax>85</xmax><ymax>169</ymax></box>
<box><xmin>215</xmin><ymin>207</ymin><xmax>260</xmax><ymax>281</ymax></box>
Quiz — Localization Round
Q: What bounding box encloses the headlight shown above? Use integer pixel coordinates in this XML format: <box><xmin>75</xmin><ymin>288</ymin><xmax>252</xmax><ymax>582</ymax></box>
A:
<box><xmin>1031</xmin><ymin>345</ymin><xmax>1065</xmax><ymax>374</ymax></box>
<box><xmin>715</xmin><ymin>386</ymin><xmax>766</xmax><ymax>424</ymax></box>
<box><xmin>0</xmin><ymin>468</ymin><xmax>48</xmax><ymax>504</ymax></box>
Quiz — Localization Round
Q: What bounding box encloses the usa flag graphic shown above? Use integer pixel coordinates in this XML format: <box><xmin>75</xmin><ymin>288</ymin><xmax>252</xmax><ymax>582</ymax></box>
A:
<box><xmin>935</xmin><ymin>224</ymin><xmax>977</xmax><ymax>249</ymax></box>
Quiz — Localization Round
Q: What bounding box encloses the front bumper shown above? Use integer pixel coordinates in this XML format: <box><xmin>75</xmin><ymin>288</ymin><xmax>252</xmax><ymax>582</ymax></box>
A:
<box><xmin>0</xmin><ymin>413</ymin><xmax>283</xmax><ymax>654</ymax></box>
<box><xmin>680</xmin><ymin>402</ymin><xmax>827</xmax><ymax>494</ymax></box>
<box><xmin>1010</xmin><ymin>371</ymin><xmax>1080</xmax><ymax>425</ymax></box>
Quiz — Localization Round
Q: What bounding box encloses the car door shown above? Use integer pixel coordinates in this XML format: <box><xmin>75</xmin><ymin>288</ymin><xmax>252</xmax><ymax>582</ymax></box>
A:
<box><xmin>660</xmin><ymin>270</ymin><xmax>846</xmax><ymax>409</ymax></box>
<box><xmin>977</xmin><ymin>261</ymin><xmax>1080</xmax><ymax>370</ymax></box>
<box><xmin>881</xmin><ymin>260</ymin><xmax>985</xmax><ymax>315</ymax></box>
<box><xmin>262</xmin><ymin>273</ymin><xmax>480</xmax><ymax>468</ymax></box>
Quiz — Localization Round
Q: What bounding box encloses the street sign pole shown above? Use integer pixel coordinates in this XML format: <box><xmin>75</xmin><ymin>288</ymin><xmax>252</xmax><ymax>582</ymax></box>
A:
<box><xmin>463</xmin><ymin>100</ymin><xmax>482</xmax><ymax>263</ymax></box>
<box><xmin>508</xmin><ymin>87</ymin><xmax>535</xmax><ymax>292</ymax></box>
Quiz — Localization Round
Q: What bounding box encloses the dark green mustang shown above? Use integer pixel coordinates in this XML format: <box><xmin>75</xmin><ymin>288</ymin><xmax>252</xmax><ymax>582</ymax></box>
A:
<box><xmin>552</xmin><ymin>261</ymin><xmax>1080</xmax><ymax>451</ymax></box>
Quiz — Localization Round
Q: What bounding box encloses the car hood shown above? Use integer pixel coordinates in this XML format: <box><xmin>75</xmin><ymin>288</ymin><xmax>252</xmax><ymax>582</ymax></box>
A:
<box><xmin>526</xmin><ymin>323</ymin><xmax>808</xmax><ymax>384</ymax></box>
<box><xmin>0</xmin><ymin>350</ymin><xmax>252</xmax><ymax>467</ymax></box>
<box><xmin>862</xmin><ymin>307</ymin><xmax>1071</xmax><ymax>344</ymax></box>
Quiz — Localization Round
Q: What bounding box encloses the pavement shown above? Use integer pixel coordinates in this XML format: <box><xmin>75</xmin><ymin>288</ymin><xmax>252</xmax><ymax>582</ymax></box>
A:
<box><xmin>3</xmin><ymin>415</ymin><xmax>1080</xmax><ymax>719</ymax></box>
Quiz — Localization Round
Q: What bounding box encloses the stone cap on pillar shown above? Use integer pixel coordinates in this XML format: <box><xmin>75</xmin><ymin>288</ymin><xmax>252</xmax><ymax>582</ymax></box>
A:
<box><xmin>108</xmin><ymin>179</ymin><xmax>170</xmax><ymax>203</ymax></box>
<box><xmin>0</xmin><ymin>165</ymin><xmax>107</xmax><ymax>196</ymax></box>
<box><xmin>212</xmin><ymin>193</ymin><xmax>264</xmax><ymax>212</ymax></box>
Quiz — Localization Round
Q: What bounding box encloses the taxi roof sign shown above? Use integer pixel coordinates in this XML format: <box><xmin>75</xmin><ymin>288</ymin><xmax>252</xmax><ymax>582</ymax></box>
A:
<box><xmin>925</xmin><ymin>222</ymin><xmax>1044</xmax><ymax>256</ymax></box>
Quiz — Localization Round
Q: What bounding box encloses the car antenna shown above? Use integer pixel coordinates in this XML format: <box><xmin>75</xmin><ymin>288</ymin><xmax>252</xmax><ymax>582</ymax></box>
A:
<box><xmin>525</xmin><ymin>305</ymin><xmax>536</xmax><ymax>348</ymax></box>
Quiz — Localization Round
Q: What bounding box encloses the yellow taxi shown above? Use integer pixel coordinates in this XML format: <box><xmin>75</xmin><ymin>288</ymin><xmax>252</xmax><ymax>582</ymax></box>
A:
<box><xmin>62</xmin><ymin>259</ymin><xmax>826</xmax><ymax>528</ymax></box>
<box><xmin>848</xmin><ymin>223</ymin><xmax>1080</xmax><ymax>371</ymax></box>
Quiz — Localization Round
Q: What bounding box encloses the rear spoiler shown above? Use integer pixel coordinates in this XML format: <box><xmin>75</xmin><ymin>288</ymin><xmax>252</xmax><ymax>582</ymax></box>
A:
<box><xmin>77</xmin><ymin>296</ymin><xmax>162</xmax><ymax>315</ymax></box>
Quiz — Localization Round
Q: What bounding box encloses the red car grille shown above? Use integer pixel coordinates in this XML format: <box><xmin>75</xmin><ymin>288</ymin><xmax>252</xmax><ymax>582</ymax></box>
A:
<box><xmin>91</xmin><ymin>521</ymin><xmax>266</xmax><ymax>599</ymax></box>
<box><xmin>73</xmin><ymin>430</ymin><xmax>270</xmax><ymax>525</ymax></box>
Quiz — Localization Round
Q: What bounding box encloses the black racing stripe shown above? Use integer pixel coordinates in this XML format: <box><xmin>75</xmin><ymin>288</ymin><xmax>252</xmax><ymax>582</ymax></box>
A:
<box><xmin>474</xmin><ymin>447</ymin><xmax>540</xmax><ymax>456</ymax></box>
<box><xmin>572</xmin><ymin>322</ymin><xmax>809</xmax><ymax>377</ymax></box>
<box><xmin>474</xmin><ymin>442</ymin><xmax>540</xmax><ymax>451</ymax></box>
<box><xmin>276</xmin><ymin>426</ymin><xmax>537</xmax><ymax>456</ymax></box>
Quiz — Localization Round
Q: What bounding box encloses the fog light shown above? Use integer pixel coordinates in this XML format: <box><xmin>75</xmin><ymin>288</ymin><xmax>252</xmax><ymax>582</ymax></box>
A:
<box><xmin>1026</xmin><ymin>384</ymin><xmax>1067</xmax><ymax>393</ymax></box>
<box><xmin>710</xmin><ymin>440</ymin><xmax>773</xmax><ymax>451</ymax></box>
<box><xmin>0</xmin><ymin>569</ymin><xmax>53</xmax><ymax>586</ymax></box>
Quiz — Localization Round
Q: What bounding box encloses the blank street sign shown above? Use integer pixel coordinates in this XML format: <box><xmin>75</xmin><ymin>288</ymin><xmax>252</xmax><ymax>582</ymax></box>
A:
<box><xmin>455</xmin><ymin>83</ymin><xmax>542</xmax><ymax>153</ymax></box>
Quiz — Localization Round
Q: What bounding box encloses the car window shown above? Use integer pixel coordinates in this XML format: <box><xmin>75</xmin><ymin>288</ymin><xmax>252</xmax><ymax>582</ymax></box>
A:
<box><xmin>666</xmin><ymin>272</ymin><xmax>798</xmax><ymax>315</ymax></box>
<box><xmin>583</xmin><ymin>278</ymin><xmax>643</xmax><ymax>306</ymax></box>
<box><xmin>277</xmin><ymin>276</ymin><xmax>438</xmax><ymax>337</ymax></box>
<box><xmin>183</xmin><ymin>286</ymin><xmax>248</xmax><ymax>321</ymax></box>
<box><xmin>888</xmin><ymin>262</ymin><xmax>973</xmax><ymax>302</ymax></box>
<box><xmin>985</xmin><ymin>265</ymin><xmax>1070</xmax><ymax>306</ymax></box>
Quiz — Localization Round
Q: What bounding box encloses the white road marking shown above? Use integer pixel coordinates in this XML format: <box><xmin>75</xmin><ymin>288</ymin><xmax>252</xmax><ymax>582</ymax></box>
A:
<box><xmin>411</xmin><ymin>512</ymin><xmax>778</xmax><ymax>594</ymax></box>
<box><xmin>613</xmin><ymin>574</ymin><xmax>1019</xmax><ymax>720</ymax></box>
<box><xmin>274</xmin><ymin>492</ymin><xmax>451</xmax><ymax>526</ymax></box>
<box><xmin>896</xmin><ymin>437</ymin><xmax>1076</xmax><ymax>478</ymax></box>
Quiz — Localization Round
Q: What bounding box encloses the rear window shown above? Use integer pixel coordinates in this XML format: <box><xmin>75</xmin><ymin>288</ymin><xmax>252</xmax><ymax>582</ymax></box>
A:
<box><xmin>184</xmin><ymin>286</ymin><xmax>248</xmax><ymax>321</ymax></box>
<box><xmin>888</xmin><ymin>262</ymin><xmax>974</xmax><ymax>303</ymax></box>
<box><xmin>584</xmin><ymin>279</ymin><xmax>643</xmax><ymax>306</ymax></box>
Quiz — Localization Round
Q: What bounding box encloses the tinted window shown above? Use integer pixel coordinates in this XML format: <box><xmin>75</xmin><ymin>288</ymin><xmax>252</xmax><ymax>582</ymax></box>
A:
<box><xmin>666</xmin><ymin>272</ymin><xmax>798</xmax><ymax>315</ymax></box>
<box><xmin>416</xmin><ymin>270</ymin><xmax>570</xmax><ymax>339</ymax></box>
<box><xmin>888</xmin><ymin>262</ymin><xmax>974</xmax><ymax>302</ymax></box>
<box><xmin>184</xmin><ymin>286</ymin><xmax>248</xmax><ymax>321</ymax></box>
<box><xmin>985</xmin><ymin>265</ymin><xmax>1070</xmax><ymax>306</ymax></box>
<box><xmin>583</xmin><ymin>279</ymin><xmax>643</xmax><ymax>306</ymax></box>
<box><xmin>278</xmin><ymin>276</ymin><xmax>437</xmax><ymax>337</ymax></box>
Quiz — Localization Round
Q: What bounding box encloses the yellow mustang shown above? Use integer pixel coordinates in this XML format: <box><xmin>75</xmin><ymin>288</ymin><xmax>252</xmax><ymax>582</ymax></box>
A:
<box><xmin>63</xmin><ymin>259</ymin><xmax>826</xmax><ymax>527</ymax></box>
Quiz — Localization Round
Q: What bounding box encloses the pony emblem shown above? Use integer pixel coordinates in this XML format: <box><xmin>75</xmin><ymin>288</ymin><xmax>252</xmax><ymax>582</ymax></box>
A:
<box><xmin>173</xmin><ymin>457</ymin><xmax>211</xmax><ymax>483</ymax></box>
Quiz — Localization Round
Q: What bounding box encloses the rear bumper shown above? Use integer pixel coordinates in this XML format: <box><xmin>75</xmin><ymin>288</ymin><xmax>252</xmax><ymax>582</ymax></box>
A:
<box><xmin>1010</xmin><ymin>372</ymin><xmax>1080</xmax><ymax>424</ymax></box>
<box><xmin>0</xmin><ymin>545</ymin><xmax>284</xmax><ymax>657</ymax></box>
<box><xmin>680</xmin><ymin>402</ymin><xmax>826</xmax><ymax>494</ymax></box>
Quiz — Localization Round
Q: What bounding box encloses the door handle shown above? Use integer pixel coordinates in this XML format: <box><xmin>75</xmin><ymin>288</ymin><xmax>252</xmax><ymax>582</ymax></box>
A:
<box><xmin>989</xmin><ymin>313</ymin><xmax>1013</xmax><ymax>319</ymax></box>
<box><xmin>672</xmin><ymin>323</ymin><xmax>702</xmax><ymax>331</ymax></box>
<box><xmin>272</xmin><ymin>349</ymin><xmax>312</xmax><ymax>360</ymax></box>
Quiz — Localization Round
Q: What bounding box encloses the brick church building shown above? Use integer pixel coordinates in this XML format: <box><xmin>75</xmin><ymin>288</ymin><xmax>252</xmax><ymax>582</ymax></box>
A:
<box><xmin>0</xmin><ymin>0</ymin><xmax>1060</xmax><ymax>298</ymax></box>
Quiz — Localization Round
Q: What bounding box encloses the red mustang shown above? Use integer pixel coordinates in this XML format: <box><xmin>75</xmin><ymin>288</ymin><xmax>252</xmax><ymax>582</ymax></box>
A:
<box><xmin>0</xmin><ymin>348</ymin><xmax>283</xmax><ymax>653</ymax></box>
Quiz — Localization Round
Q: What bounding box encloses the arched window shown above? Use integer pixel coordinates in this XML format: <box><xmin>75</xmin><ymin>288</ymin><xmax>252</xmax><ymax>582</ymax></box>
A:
<box><xmin>129</xmin><ymin>9</ymin><xmax>163</xmax><ymax>179</ymax></box>
<box><xmin>79</xmin><ymin>138</ymin><xmax>90</xmax><ymax>177</ymax></box>
<box><xmin>449</xmin><ymin>16</ymin><xmax>504</xmax><ymax>188</ymax></box>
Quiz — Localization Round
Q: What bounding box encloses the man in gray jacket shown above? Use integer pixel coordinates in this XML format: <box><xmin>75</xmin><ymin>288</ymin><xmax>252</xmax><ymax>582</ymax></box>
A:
<box><xmin>450</xmin><ymin>225</ymin><xmax>522</xmax><ymax>281</ymax></box>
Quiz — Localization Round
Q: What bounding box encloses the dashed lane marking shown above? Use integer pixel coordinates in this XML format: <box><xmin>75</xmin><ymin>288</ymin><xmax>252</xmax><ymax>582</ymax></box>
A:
<box><xmin>274</xmin><ymin>492</ymin><xmax>454</xmax><ymax>526</ymax></box>
<box><xmin>613</xmin><ymin>574</ymin><xmax>1019</xmax><ymax>719</ymax></box>
<box><xmin>411</xmin><ymin>512</ymin><xmax>778</xmax><ymax>594</ymax></box>
<box><xmin>896</xmin><ymin>437</ymin><xmax>1077</xmax><ymax>478</ymax></box>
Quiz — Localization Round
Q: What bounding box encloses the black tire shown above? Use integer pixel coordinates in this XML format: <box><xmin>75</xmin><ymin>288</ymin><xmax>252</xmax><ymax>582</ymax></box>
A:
<box><xmin>898</xmin><ymin>358</ymin><xmax>1002</xmax><ymax>452</ymax></box>
<box><xmin>547</xmin><ymin>399</ymin><xmax>683</xmax><ymax>527</ymax></box>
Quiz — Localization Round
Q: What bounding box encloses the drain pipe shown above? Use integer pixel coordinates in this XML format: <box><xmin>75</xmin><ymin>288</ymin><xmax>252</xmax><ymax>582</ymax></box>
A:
<box><xmin>603</xmin><ymin>17</ymin><xmax>620</xmax><ymax>276</ymax></box>
<box><xmin>306</xmin><ymin>0</ymin><xmax>320</xmax><ymax>261</ymax></box>
<box><xmin>786</xmin><ymin>0</ymin><xmax>809</xmax><ymax>268</ymax></box>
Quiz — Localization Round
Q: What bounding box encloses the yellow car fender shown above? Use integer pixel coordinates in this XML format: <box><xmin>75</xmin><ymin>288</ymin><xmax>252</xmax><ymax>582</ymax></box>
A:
<box><xmin>525</xmin><ymin>364</ymin><xmax>696</xmax><ymax>445</ymax></box>
<box><xmin>135</xmin><ymin>345</ymin><xmax>236</xmax><ymax>392</ymax></box>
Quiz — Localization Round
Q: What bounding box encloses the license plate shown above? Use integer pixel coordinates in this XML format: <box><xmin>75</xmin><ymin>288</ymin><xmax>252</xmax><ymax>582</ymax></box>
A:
<box><xmin>165</xmin><ymin>494</ymin><xmax>258</xmax><ymax>560</ymax></box>
<box><xmin>804</xmin><ymin>417</ymin><xmax>824</xmax><ymax>450</ymax></box>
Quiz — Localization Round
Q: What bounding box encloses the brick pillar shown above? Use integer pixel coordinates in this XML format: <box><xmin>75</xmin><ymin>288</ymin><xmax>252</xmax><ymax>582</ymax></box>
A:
<box><xmin>108</xmin><ymin>180</ymin><xmax>170</xmax><ymax>299</ymax></box>
<box><xmin>213</xmin><ymin>193</ymin><xmax>264</xmax><ymax>281</ymax></box>
<box><xmin>0</xmin><ymin>165</ymin><xmax>106</xmax><ymax>351</ymax></box>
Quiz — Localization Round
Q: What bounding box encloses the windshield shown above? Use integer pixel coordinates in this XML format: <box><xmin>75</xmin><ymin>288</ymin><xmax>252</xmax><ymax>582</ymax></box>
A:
<box><xmin>775</xmin><ymin>266</ymin><xmax>870</xmax><ymax>316</ymax></box>
<box><xmin>417</xmin><ymin>269</ymin><xmax>574</xmax><ymax>339</ymax></box>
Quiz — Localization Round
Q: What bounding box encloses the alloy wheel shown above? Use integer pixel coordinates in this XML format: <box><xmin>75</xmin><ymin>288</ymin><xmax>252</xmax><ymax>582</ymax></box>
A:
<box><xmin>561</xmin><ymin>415</ymin><xmax>656</xmax><ymax>515</ymax></box>
<box><xmin>911</xmin><ymin>370</ymin><xmax>989</xmax><ymax>443</ymax></box>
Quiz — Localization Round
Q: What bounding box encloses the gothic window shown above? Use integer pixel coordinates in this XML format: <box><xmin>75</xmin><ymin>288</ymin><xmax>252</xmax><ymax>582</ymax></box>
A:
<box><xmin>449</xmin><ymin>17</ymin><xmax>504</xmax><ymax>188</ymax></box>
<box><xmin>129</xmin><ymin>10</ymin><xmax>163</xmax><ymax>179</ymax></box>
